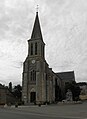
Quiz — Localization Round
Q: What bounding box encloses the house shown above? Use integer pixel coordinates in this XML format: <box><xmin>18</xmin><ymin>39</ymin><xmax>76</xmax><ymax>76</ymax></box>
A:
<box><xmin>0</xmin><ymin>84</ymin><xmax>17</xmax><ymax>105</ymax></box>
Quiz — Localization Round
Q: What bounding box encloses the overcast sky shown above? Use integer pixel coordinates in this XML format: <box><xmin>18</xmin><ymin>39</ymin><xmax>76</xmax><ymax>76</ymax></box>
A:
<box><xmin>0</xmin><ymin>0</ymin><xmax>87</xmax><ymax>86</ymax></box>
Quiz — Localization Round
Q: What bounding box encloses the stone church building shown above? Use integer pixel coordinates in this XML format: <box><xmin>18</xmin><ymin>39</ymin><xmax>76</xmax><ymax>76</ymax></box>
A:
<box><xmin>22</xmin><ymin>12</ymin><xmax>75</xmax><ymax>104</ymax></box>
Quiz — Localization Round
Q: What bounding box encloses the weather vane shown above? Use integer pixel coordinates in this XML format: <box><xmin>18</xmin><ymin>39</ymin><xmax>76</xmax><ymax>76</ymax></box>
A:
<box><xmin>36</xmin><ymin>5</ymin><xmax>39</xmax><ymax>13</ymax></box>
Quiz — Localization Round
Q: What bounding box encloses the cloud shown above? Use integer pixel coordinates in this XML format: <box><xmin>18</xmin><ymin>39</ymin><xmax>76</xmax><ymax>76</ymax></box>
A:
<box><xmin>0</xmin><ymin>0</ymin><xmax>87</xmax><ymax>85</ymax></box>
<box><xmin>44</xmin><ymin>0</ymin><xmax>87</xmax><ymax>82</ymax></box>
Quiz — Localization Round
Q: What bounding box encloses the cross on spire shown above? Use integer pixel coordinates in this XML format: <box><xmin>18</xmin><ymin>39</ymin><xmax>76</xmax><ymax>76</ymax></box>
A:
<box><xmin>31</xmin><ymin>5</ymin><xmax>43</xmax><ymax>40</ymax></box>
<box><xmin>36</xmin><ymin>5</ymin><xmax>39</xmax><ymax>13</ymax></box>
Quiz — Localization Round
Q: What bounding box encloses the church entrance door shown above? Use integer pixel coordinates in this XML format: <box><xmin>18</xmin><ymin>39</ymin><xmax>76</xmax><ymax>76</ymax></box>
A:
<box><xmin>30</xmin><ymin>92</ymin><xmax>36</xmax><ymax>103</ymax></box>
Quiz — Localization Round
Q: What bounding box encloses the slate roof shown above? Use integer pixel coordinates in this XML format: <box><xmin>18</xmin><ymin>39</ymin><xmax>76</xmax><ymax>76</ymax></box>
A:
<box><xmin>0</xmin><ymin>84</ymin><xmax>5</xmax><ymax>89</ymax></box>
<box><xmin>56</xmin><ymin>71</ymin><xmax>75</xmax><ymax>80</ymax></box>
<box><xmin>31</xmin><ymin>12</ymin><xmax>43</xmax><ymax>40</ymax></box>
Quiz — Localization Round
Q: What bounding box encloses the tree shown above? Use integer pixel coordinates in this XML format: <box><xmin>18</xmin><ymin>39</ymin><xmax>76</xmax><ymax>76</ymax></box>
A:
<box><xmin>65</xmin><ymin>81</ymin><xmax>81</xmax><ymax>101</ymax></box>
<box><xmin>13</xmin><ymin>84</ymin><xmax>22</xmax><ymax>101</ymax></box>
<box><xmin>8</xmin><ymin>82</ymin><xmax>12</xmax><ymax>92</ymax></box>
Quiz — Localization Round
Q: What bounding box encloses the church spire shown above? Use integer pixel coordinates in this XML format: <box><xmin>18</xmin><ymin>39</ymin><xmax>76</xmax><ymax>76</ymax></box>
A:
<box><xmin>31</xmin><ymin>10</ymin><xmax>43</xmax><ymax>40</ymax></box>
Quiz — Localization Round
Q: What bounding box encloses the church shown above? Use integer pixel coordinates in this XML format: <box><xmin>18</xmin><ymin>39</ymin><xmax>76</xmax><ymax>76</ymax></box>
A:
<box><xmin>22</xmin><ymin>11</ymin><xmax>75</xmax><ymax>104</ymax></box>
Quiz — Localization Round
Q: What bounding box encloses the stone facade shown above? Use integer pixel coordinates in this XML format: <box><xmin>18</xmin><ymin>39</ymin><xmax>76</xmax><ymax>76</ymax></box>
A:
<box><xmin>22</xmin><ymin>12</ymin><xmax>75</xmax><ymax>104</ymax></box>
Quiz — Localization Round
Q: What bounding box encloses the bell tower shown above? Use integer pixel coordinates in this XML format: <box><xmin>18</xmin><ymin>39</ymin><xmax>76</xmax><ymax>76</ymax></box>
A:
<box><xmin>22</xmin><ymin>11</ymin><xmax>46</xmax><ymax>104</ymax></box>
<box><xmin>28</xmin><ymin>11</ymin><xmax>45</xmax><ymax>59</ymax></box>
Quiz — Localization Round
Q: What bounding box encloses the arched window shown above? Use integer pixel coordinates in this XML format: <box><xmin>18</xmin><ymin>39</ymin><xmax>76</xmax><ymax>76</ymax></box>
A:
<box><xmin>31</xmin><ymin>43</ymin><xmax>33</xmax><ymax>55</ymax></box>
<box><xmin>35</xmin><ymin>42</ymin><xmax>37</xmax><ymax>55</ymax></box>
<box><xmin>30</xmin><ymin>71</ymin><xmax>33</xmax><ymax>81</ymax></box>
<box><xmin>30</xmin><ymin>70</ymin><xmax>36</xmax><ymax>81</ymax></box>
<box><xmin>33</xmin><ymin>70</ymin><xmax>35</xmax><ymax>80</ymax></box>
<box><xmin>34</xmin><ymin>71</ymin><xmax>36</xmax><ymax>81</ymax></box>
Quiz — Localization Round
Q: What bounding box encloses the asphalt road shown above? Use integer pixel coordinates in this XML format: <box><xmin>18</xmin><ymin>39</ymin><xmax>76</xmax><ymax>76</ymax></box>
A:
<box><xmin>0</xmin><ymin>102</ymin><xmax>87</xmax><ymax>119</ymax></box>
<box><xmin>0</xmin><ymin>108</ymin><xmax>81</xmax><ymax>119</ymax></box>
